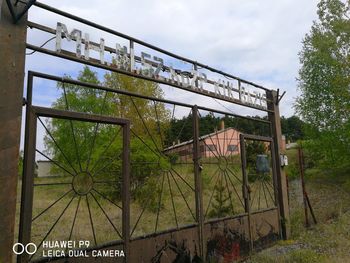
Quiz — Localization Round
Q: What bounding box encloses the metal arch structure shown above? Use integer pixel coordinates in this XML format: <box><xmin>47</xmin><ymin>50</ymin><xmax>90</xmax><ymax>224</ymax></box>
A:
<box><xmin>0</xmin><ymin>1</ymin><xmax>290</xmax><ymax>262</ymax></box>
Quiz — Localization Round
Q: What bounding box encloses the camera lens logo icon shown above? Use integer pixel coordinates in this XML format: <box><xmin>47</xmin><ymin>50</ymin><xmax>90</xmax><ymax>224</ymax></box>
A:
<box><xmin>13</xmin><ymin>243</ymin><xmax>37</xmax><ymax>255</ymax></box>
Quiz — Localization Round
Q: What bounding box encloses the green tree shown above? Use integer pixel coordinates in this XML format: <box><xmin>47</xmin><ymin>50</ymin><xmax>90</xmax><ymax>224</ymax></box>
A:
<box><xmin>165</xmin><ymin>114</ymin><xmax>270</xmax><ymax>145</ymax></box>
<box><xmin>296</xmin><ymin>0</ymin><xmax>350</xmax><ymax>168</ymax></box>
<box><xmin>281</xmin><ymin>115</ymin><xmax>305</xmax><ymax>142</ymax></box>
<box><xmin>103</xmin><ymin>71</ymin><xmax>170</xmax><ymax>138</ymax></box>
<box><xmin>44</xmin><ymin>66</ymin><xmax>171</xmax><ymax>202</ymax></box>
<box><xmin>103</xmin><ymin>70</ymin><xmax>171</xmax><ymax>190</ymax></box>
<box><xmin>208</xmin><ymin>179</ymin><xmax>232</xmax><ymax>218</ymax></box>
<box><xmin>44</xmin><ymin>66</ymin><xmax>115</xmax><ymax>175</ymax></box>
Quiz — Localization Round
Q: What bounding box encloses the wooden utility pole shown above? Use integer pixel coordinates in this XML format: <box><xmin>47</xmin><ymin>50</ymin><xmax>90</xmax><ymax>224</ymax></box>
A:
<box><xmin>0</xmin><ymin>1</ymin><xmax>27</xmax><ymax>262</ymax></box>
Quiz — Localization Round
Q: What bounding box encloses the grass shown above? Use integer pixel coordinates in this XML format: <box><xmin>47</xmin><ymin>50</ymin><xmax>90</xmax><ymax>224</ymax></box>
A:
<box><xmin>247</xmin><ymin>149</ymin><xmax>350</xmax><ymax>263</ymax></box>
<box><xmin>15</xmin><ymin>158</ymin><xmax>255</xmax><ymax>260</ymax></box>
<box><xmin>14</xmin><ymin>152</ymin><xmax>283</xmax><ymax>261</ymax></box>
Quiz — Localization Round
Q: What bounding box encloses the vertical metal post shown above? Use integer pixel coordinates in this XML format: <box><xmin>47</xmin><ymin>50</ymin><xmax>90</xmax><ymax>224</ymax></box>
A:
<box><xmin>17</xmin><ymin>73</ymin><xmax>34</xmax><ymax>263</ymax></box>
<box><xmin>269</xmin><ymin>140</ymin><xmax>283</xmax><ymax>239</ymax></box>
<box><xmin>239</xmin><ymin>135</ymin><xmax>253</xmax><ymax>253</ymax></box>
<box><xmin>299</xmin><ymin>146</ymin><xmax>317</xmax><ymax>227</ymax></box>
<box><xmin>17</xmin><ymin>107</ymin><xmax>37</xmax><ymax>263</ymax></box>
<box><xmin>267</xmin><ymin>90</ymin><xmax>290</xmax><ymax>239</ymax></box>
<box><xmin>122</xmin><ymin>122</ymin><xmax>130</xmax><ymax>262</ymax></box>
<box><xmin>192</xmin><ymin>105</ymin><xmax>204</xmax><ymax>260</ymax></box>
<box><xmin>298</xmin><ymin>147</ymin><xmax>309</xmax><ymax>227</ymax></box>
<box><xmin>0</xmin><ymin>2</ymin><xmax>27</xmax><ymax>262</ymax></box>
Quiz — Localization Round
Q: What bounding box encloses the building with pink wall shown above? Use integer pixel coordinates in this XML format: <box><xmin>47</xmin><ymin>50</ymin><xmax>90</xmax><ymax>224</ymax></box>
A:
<box><xmin>164</xmin><ymin>127</ymin><xmax>241</xmax><ymax>162</ymax></box>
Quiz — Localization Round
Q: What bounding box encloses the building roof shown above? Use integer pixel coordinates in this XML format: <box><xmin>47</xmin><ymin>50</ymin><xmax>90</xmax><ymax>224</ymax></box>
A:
<box><xmin>163</xmin><ymin>127</ymin><xmax>239</xmax><ymax>151</ymax></box>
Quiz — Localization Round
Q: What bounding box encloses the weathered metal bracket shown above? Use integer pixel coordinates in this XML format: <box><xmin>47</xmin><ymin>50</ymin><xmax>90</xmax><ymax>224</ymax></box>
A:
<box><xmin>275</xmin><ymin>89</ymin><xmax>286</xmax><ymax>105</ymax></box>
<box><xmin>5</xmin><ymin>0</ymin><xmax>36</xmax><ymax>23</ymax></box>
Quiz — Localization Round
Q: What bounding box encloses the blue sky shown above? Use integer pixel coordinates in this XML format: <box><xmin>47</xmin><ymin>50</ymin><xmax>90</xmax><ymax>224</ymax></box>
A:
<box><xmin>25</xmin><ymin>0</ymin><xmax>319</xmax><ymax>118</ymax></box>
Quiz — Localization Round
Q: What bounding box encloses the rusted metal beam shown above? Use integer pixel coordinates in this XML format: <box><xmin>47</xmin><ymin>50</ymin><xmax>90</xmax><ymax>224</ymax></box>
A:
<box><xmin>269</xmin><ymin>137</ymin><xmax>283</xmax><ymax>239</ymax></box>
<box><xmin>298</xmin><ymin>147</ymin><xmax>317</xmax><ymax>226</ymax></box>
<box><xmin>0</xmin><ymin>2</ymin><xmax>27</xmax><ymax>262</ymax></box>
<box><xmin>240</xmin><ymin>134</ymin><xmax>254</xmax><ymax>253</ymax></box>
<box><xmin>28</xmin><ymin>71</ymin><xmax>272</xmax><ymax>125</ymax></box>
<box><xmin>32</xmin><ymin>1</ymin><xmax>272</xmax><ymax>93</ymax></box>
<box><xmin>122</xmin><ymin>122</ymin><xmax>130</xmax><ymax>262</ymax></box>
<box><xmin>26</xmin><ymin>44</ymin><xmax>274</xmax><ymax>113</ymax></box>
<box><xmin>298</xmin><ymin>147</ymin><xmax>309</xmax><ymax>227</ymax></box>
<box><xmin>31</xmin><ymin>106</ymin><xmax>130</xmax><ymax>125</ymax></box>
<box><xmin>241</xmin><ymin>134</ymin><xmax>273</xmax><ymax>142</ymax></box>
<box><xmin>17</xmin><ymin>106</ymin><xmax>37</xmax><ymax>263</ymax></box>
<box><xmin>192</xmin><ymin>105</ymin><xmax>204</xmax><ymax>259</ymax></box>
<box><xmin>267</xmin><ymin>90</ymin><xmax>290</xmax><ymax>239</ymax></box>
<box><xmin>26</xmin><ymin>20</ymin><xmax>274</xmax><ymax>106</ymax></box>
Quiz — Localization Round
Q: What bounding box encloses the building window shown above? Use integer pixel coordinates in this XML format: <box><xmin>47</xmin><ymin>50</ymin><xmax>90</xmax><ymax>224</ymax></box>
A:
<box><xmin>206</xmin><ymin>144</ymin><xmax>216</xmax><ymax>152</ymax></box>
<box><xmin>227</xmin><ymin>145</ymin><xmax>238</xmax><ymax>152</ymax></box>
<box><xmin>179</xmin><ymin>149</ymin><xmax>188</xmax><ymax>156</ymax></box>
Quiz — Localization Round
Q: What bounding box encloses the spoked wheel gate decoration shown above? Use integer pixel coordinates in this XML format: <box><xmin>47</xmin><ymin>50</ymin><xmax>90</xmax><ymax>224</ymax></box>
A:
<box><xmin>1</xmin><ymin>1</ymin><xmax>289</xmax><ymax>262</ymax></box>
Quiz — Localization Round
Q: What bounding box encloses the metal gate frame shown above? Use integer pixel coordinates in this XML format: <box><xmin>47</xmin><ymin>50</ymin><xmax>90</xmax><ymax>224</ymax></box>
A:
<box><xmin>239</xmin><ymin>134</ymin><xmax>281</xmax><ymax>252</ymax></box>
<box><xmin>18</xmin><ymin>73</ymin><xmax>130</xmax><ymax>262</ymax></box>
<box><xmin>19</xmin><ymin>71</ymin><xmax>284</xmax><ymax>262</ymax></box>
<box><xmin>0</xmin><ymin>1</ymin><xmax>289</xmax><ymax>262</ymax></box>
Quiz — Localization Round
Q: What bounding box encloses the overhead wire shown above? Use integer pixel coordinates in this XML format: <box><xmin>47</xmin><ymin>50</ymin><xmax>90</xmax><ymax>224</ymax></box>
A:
<box><xmin>26</xmin><ymin>36</ymin><xmax>56</xmax><ymax>55</ymax></box>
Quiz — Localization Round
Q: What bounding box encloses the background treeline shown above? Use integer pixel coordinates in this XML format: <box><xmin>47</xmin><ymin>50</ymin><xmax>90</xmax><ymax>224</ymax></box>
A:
<box><xmin>165</xmin><ymin>113</ymin><xmax>305</xmax><ymax>146</ymax></box>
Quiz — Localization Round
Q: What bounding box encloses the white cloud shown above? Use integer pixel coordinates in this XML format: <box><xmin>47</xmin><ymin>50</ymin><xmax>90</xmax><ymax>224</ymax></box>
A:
<box><xmin>26</xmin><ymin>0</ymin><xmax>319</xmax><ymax>117</ymax></box>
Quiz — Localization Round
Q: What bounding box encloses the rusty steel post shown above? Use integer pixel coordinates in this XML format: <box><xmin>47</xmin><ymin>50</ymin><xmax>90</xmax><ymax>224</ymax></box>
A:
<box><xmin>267</xmin><ymin>90</ymin><xmax>290</xmax><ymax>239</ymax></box>
<box><xmin>298</xmin><ymin>147</ymin><xmax>317</xmax><ymax>226</ymax></box>
<box><xmin>122</xmin><ymin>122</ymin><xmax>131</xmax><ymax>262</ymax></box>
<box><xmin>18</xmin><ymin>106</ymin><xmax>37</xmax><ymax>263</ymax></box>
<box><xmin>239</xmin><ymin>134</ymin><xmax>253</xmax><ymax>253</ymax></box>
<box><xmin>0</xmin><ymin>1</ymin><xmax>27</xmax><ymax>262</ymax></box>
<box><xmin>298</xmin><ymin>147</ymin><xmax>309</xmax><ymax>227</ymax></box>
<box><xmin>192</xmin><ymin>105</ymin><xmax>204</xmax><ymax>260</ymax></box>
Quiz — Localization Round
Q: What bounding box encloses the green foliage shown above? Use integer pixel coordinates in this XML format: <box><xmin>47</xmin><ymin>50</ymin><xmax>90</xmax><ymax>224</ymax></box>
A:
<box><xmin>285</xmin><ymin>163</ymin><xmax>300</xmax><ymax>180</ymax></box>
<box><xmin>133</xmin><ymin>174</ymin><xmax>168</xmax><ymax>213</ymax></box>
<box><xmin>45</xmin><ymin>67</ymin><xmax>112</xmax><ymax>175</ymax></box>
<box><xmin>284</xmin><ymin>148</ymin><xmax>301</xmax><ymax>180</ymax></box>
<box><xmin>104</xmin><ymin>69</ymin><xmax>170</xmax><ymax>137</ymax></box>
<box><xmin>165</xmin><ymin>114</ymin><xmax>270</xmax><ymax>145</ymax></box>
<box><xmin>246</xmin><ymin>141</ymin><xmax>266</xmax><ymax>166</ymax></box>
<box><xmin>280</xmin><ymin>116</ymin><xmax>305</xmax><ymax>142</ymax></box>
<box><xmin>295</xmin><ymin>0</ymin><xmax>350</xmax><ymax>169</ymax></box>
<box><xmin>208</xmin><ymin>178</ymin><xmax>231</xmax><ymax>218</ymax></box>
<box><xmin>44</xmin><ymin>66</ymin><xmax>171</xmax><ymax>205</ymax></box>
<box><xmin>166</xmin><ymin>114</ymin><xmax>305</xmax><ymax>147</ymax></box>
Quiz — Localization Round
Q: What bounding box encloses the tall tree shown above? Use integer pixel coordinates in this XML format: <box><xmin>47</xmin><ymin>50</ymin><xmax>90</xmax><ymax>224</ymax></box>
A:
<box><xmin>295</xmin><ymin>0</ymin><xmax>350</xmax><ymax>167</ymax></box>
<box><xmin>280</xmin><ymin>116</ymin><xmax>305</xmax><ymax>142</ymax></box>
<box><xmin>44</xmin><ymin>66</ymin><xmax>116</xmax><ymax>175</ymax></box>
<box><xmin>44</xmin><ymin>66</ymin><xmax>171</xmax><ymax>201</ymax></box>
<box><xmin>103</xmin><ymin>71</ymin><xmax>170</xmax><ymax>139</ymax></box>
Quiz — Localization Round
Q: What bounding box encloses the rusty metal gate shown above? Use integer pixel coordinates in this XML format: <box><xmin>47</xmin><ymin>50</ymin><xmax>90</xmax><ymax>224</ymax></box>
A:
<box><xmin>4</xmin><ymin>1</ymin><xmax>289</xmax><ymax>262</ymax></box>
<box><xmin>18</xmin><ymin>72</ymin><xmax>282</xmax><ymax>262</ymax></box>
